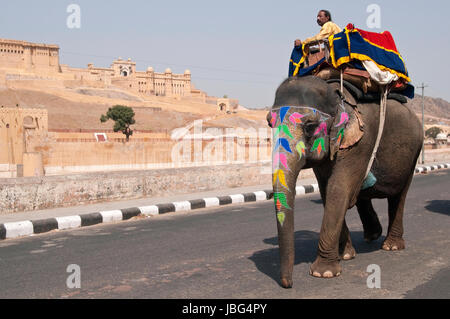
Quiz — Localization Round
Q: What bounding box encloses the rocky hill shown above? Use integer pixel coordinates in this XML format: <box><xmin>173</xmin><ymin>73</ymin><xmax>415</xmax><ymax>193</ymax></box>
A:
<box><xmin>407</xmin><ymin>95</ymin><xmax>450</xmax><ymax>134</ymax></box>
<box><xmin>408</xmin><ymin>95</ymin><xmax>450</xmax><ymax>121</ymax></box>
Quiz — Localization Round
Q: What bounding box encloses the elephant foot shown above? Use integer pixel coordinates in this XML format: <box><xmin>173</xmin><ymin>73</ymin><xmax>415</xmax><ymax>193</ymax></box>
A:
<box><xmin>310</xmin><ymin>257</ymin><xmax>342</xmax><ymax>278</ymax></box>
<box><xmin>364</xmin><ymin>222</ymin><xmax>382</xmax><ymax>243</ymax></box>
<box><xmin>340</xmin><ymin>243</ymin><xmax>356</xmax><ymax>261</ymax></box>
<box><xmin>280</xmin><ymin>277</ymin><xmax>293</xmax><ymax>289</ymax></box>
<box><xmin>382</xmin><ymin>236</ymin><xmax>405</xmax><ymax>251</ymax></box>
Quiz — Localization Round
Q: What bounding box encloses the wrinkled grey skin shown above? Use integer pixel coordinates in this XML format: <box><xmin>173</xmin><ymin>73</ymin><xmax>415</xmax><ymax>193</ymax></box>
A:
<box><xmin>267</xmin><ymin>76</ymin><xmax>423</xmax><ymax>288</ymax></box>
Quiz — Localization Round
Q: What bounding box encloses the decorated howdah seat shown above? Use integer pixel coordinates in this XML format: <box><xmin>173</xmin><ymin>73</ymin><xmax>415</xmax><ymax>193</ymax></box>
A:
<box><xmin>289</xmin><ymin>23</ymin><xmax>414</xmax><ymax>100</ymax></box>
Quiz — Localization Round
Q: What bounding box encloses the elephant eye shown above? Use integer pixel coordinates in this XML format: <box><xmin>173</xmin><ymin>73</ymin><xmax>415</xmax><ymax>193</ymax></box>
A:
<box><xmin>304</xmin><ymin>122</ymin><xmax>317</xmax><ymax>136</ymax></box>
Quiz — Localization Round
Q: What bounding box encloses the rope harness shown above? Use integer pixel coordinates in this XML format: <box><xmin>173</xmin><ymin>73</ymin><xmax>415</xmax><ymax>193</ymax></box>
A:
<box><xmin>364</xmin><ymin>85</ymin><xmax>389</xmax><ymax>180</ymax></box>
<box><xmin>339</xmin><ymin>71</ymin><xmax>389</xmax><ymax>181</ymax></box>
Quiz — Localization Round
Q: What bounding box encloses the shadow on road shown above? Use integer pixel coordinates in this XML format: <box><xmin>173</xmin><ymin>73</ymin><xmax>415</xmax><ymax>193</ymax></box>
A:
<box><xmin>425</xmin><ymin>200</ymin><xmax>450</xmax><ymax>216</ymax></box>
<box><xmin>249</xmin><ymin>230</ymin><xmax>383</xmax><ymax>286</ymax></box>
<box><xmin>310</xmin><ymin>199</ymin><xmax>323</xmax><ymax>205</ymax></box>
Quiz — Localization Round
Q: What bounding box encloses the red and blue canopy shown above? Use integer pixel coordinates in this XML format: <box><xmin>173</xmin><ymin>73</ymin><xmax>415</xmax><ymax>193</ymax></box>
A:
<box><xmin>329</xmin><ymin>23</ymin><xmax>410</xmax><ymax>82</ymax></box>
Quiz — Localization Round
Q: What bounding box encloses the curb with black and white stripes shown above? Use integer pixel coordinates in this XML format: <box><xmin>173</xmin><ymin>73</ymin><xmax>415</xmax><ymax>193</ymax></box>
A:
<box><xmin>0</xmin><ymin>185</ymin><xmax>318</xmax><ymax>241</ymax></box>
<box><xmin>0</xmin><ymin>163</ymin><xmax>448</xmax><ymax>241</ymax></box>
<box><xmin>414</xmin><ymin>163</ymin><xmax>450</xmax><ymax>174</ymax></box>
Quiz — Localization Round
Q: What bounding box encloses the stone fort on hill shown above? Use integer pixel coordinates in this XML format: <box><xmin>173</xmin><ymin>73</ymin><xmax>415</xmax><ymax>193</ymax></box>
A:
<box><xmin>0</xmin><ymin>38</ymin><xmax>238</xmax><ymax>112</ymax></box>
<box><xmin>0</xmin><ymin>37</ymin><xmax>192</xmax><ymax>97</ymax></box>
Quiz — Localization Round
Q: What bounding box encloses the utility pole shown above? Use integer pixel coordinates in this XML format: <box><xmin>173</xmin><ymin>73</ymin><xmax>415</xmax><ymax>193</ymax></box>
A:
<box><xmin>416</xmin><ymin>83</ymin><xmax>428</xmax><ymax>164</ymax></box>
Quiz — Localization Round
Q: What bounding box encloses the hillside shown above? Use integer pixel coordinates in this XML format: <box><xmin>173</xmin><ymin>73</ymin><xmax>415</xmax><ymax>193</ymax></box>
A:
<box><xmin>1</xmin><ymin>84</ymin><xmax>447</xmax><ymax>133</ymax></box>
<box><xmin>0</xmin><ymin>86</ymin><xmax>267</xmax><ymax>132</ymax></box>
<box><xmin>408</xmin><ymin>95</ymin><xmax>450</xmax><ymax>134</ymax></box>
<box><xmin>409</xmin><ymin>95</ymin><xmax>450</xmax><ymax>121</ymax></box>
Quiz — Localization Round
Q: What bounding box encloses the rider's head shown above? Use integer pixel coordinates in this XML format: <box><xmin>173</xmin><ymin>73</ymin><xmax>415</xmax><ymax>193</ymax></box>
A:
<box><xmin>317</xmin><ymin>10</ymin><xmax>332</xmax><ymax>26</ymax></box>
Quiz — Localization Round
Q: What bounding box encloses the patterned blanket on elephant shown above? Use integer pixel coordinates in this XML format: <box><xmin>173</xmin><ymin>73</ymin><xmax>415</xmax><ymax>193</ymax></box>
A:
<box><xmin>329</xmin><ymin>23</ymin><xmax>410</xmax><ymax>83</ymax></box>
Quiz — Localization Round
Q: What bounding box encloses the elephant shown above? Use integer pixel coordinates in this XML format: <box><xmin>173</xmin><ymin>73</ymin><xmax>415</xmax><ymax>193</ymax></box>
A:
<box><xmin>267</xmin><ymin>75</ymin><xmax>423</xmax><ymax>288</ymax></box>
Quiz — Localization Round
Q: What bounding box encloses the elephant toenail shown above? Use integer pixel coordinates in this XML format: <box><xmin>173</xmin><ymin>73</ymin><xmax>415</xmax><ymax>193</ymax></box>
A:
<box><xmin>280</xmin><ymin>278</ymin><xmax>293</xmax><ymax>288</ymax></box>
<box><xmin>392</xmin><ymin>246</ymin><xmax>398</xmax><ymax>250</ymax></box>
<box><xmin>313</xmin><ymin>271</ymin><xmax>322</xmax><ymax>277</ymax></box>
<box><xmin>323</xmin><ymin>271</ymin><xmax>333</xmax><ymax>278</ymax></box>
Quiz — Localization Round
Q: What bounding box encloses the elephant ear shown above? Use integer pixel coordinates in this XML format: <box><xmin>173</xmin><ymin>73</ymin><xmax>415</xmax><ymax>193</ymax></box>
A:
<box><xmin>329</xmin><ymin>93</ymin><xmax>364</xmax><ymax>161</ymax></box>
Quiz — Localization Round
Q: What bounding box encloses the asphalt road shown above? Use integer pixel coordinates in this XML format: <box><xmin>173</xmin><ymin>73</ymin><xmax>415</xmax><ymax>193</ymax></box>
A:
<box><xmin>0</xmin><ymin>170</ymin><xmax>449</xmax><ymax>299</ymax></box>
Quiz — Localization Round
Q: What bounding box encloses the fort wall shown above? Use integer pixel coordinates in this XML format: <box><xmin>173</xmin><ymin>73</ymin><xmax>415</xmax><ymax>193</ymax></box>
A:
<box><xmin>0</xmin><ymin>106</ymin><xmax>271</xmax><ymax>177</ymax></box>
<box><xmin>39</xmin><ymin>131</ymin><xmax>272</xmax><ymax>175</ymax></box>
<box><xmin>0</xmin><ymin>162</ymin><xmax>279</xmax><ymax>214</ymax></box>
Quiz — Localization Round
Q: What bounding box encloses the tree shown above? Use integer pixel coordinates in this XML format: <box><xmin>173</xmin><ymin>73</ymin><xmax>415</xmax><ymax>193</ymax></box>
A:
<box><xmin>425</xmin><ymin>126</ymin><xmax>442</xmax><ymax>139</ymax></box>
<box><xmin>100</xmin><ymin>105</ymin><xmax>136</xmax><ymax>141</ymax></box>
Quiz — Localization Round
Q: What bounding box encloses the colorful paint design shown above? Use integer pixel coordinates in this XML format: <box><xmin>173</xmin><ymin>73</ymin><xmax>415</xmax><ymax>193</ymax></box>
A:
<box><xmin>277</xmin><ymin>212</ymin><xmax>286</xmax><ymax>226</ymax></box>
<box><xmin>335</xmin><ymin>112</ymin><xmax>349</xmax><ymax>127</ymax></box>
<box><xmin>311</xmin><ymin>137</ymin><xmax>325</xmax><ymax>156</ymax></box>
<box><xmin>270</xmin><ymin>112</ymin><xmax>277</xmax><ymax>127</ymax></box>
<box><xmin>296</xmin><ymin>141</ymin><xmax>306</xmax><ymax>159</ymax></box>
<box><xmin>314</xmin><ymin>122</ymin><xmax>328</xmax><ymax>136</ymax></box>
<box><xmin>273</xmin><ymin>169</ymin><xmax>288</xmax><ymax>189</ymax></box>
<box><xmin>273</xmin><ymin>152</ymin><xmax>289</xmax><ymax>170</ymax></box>
<box><xmin>270</xmin><ymin>105</ymin><xmax>348</xmax><ymax>227</ymax></box>
<box><xmin>289</xmin><ymin>112</ymin><xmax>304</xmax><ymax>125</ymax></box>
<box><xmin>273</xmin><ymin>192</ymin><xmax>291</xmax><ymax>210</ymax></box>
<box><xmin>272</xmin><ymin>109</ymin><xmax>292</xmax><ymax>226</ymax></box>
<box><xmin>276</xmin><ymin>198</ymin><xmax>282</xmax><ymax>211</ymax></box>
<box><xmin>279</xmin><ymin>106</ymin><xmax>290</xmax><ymax>123</ymax></box>
<box><xmin>336</xmin><ymin>127</ymin><xmax>345</xmax><ymax>144</ymax></box>
<box><xmin>274</xmin><ymin>124</ymin><xmax>293</xmax><ymax>139</ymax></box>
<box><xmin>333</xmin><ymin>102</ymin><xmax>348</xmax><ymax>148</ymax></box>
<box><xmin>274</xmin><ymin>138</ymin><xmax>293</xmax><ymax>154</ymax></box>
<box><xmin>271</xmin><ymin>106</ymin><xmax>330</xmax><ymax>120</ymax></box>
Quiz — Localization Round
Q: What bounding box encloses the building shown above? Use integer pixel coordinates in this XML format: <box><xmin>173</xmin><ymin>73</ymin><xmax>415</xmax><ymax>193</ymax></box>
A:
<box><xmin>435</xmin><ymin>133</ymin><xmax>448</xmax><ymax>147</ymax></box>
<box><xmin>0</xmin><ymin>106</ymin><xmax>48</xmax><ymax>177</ymax></box>
<box><xmin>216</xmin><ymin>98</ymin><xmax>239</xmax><ymax>113</ymax></box>
<box><xmin>0</xmin><ymin>38</ymin><xmax>192</xmax><ymax>98</ymax></box>
<box><xmin>0</xmin><ymin>38</ymin><xmax>60</xmax><ymax>74</ymax></box>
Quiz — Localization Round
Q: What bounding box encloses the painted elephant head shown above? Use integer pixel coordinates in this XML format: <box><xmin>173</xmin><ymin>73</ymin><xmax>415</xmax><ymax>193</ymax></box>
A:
<box><xmin>266</xmin><ymin>76</ymin><xmax>363</xmax><ymax>288</ymax></box>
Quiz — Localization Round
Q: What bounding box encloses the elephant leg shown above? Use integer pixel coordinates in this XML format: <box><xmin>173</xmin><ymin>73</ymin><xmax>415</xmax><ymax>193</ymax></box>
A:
<box><xmin>315</xmin><ymin>172</ymin><xmax>354</xmax><ymax>261</ymax></box>
<box><xmin>356</xmin><ymin>198</ymin><xmax>382</xmax><ymax>243</ymax></box>
<box><xmin>317</xmin><ymin>177</ymin><xmax>355</xmax><ymax>260</ymax></box>
<box><xmin>310</xmin><ymin>187</ymin><xmax>349</xmax><ymax>278</ymax></box>
<box><xmin>339</xmin><ymin>220</ymin><xmax>356</xmax><ymax>261</ymax></box>
<box><xmin>382</xmin><ymin>174</ymin><xmax>413</xmax><ymax>251</ymax></box>
<box><xmin>313</xmin><ymin>168</ymin><xmax>328</xmax><ymax>206</ymax></box>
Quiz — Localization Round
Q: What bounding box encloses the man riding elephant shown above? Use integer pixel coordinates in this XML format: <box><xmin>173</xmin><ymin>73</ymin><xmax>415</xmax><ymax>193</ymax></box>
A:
<box><xmin>294</xmin><ymin>10</ymin><xmax>342</xmax><ymax>48</ymax></box>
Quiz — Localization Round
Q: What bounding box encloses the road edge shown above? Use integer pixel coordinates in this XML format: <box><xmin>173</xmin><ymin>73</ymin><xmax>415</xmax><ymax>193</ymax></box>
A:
<box><xmin>1</xmin><ymin>163</ymin><xmax>449</xmax><ymax>240</ymax></box>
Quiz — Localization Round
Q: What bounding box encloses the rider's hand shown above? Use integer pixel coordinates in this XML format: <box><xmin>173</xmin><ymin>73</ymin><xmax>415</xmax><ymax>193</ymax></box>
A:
<box><xmin>294</xmin><ymin>39</ymin><xmax>302</xmax><ymax>47</ymax></box>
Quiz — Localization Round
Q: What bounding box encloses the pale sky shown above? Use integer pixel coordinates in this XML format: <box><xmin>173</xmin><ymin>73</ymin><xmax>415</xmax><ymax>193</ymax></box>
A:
<box><xmin>1</xmin><ymin>0</ymin><xmax>449</xmax><ymax>108</ymax></box>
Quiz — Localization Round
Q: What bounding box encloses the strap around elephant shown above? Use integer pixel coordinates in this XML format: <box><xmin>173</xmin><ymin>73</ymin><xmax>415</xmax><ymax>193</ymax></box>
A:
<box><xmin>364</xmin><ymin>85</ymin><xmax>389</xmax><ymax>180</ymax></box>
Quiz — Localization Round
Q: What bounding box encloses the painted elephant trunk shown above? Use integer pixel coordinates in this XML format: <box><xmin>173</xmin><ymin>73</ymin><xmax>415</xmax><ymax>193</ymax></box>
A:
<box><xmin>269</xmin><ymin>107</ymin><xmax>309</xmax><ymax>288</ymax></box>
<box><xmin>273</xmin><ymin>159</ymin><xmax>302</xmax><ymax>288</ymax></box>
